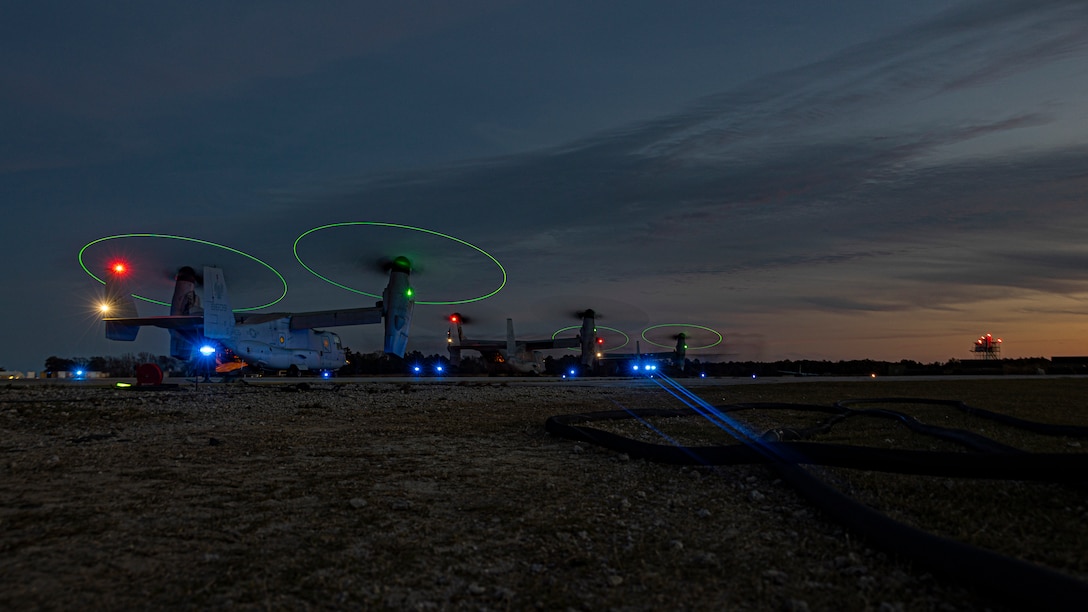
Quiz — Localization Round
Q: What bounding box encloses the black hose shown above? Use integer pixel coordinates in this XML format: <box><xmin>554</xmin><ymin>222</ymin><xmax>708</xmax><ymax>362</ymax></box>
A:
<box><xmin>837</xmin><ymin>397</ymin><xmax>1088</xmax><ymax>437</ymax></box>
<box><xmin>544</xmin><ymin>401</ymin><xmax>1088</xmax><ymax>611</ymax></box>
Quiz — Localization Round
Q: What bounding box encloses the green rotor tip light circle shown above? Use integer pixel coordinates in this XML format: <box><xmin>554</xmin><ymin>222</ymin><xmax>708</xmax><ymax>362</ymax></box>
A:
<box><xmin>551</xmin><ymin>325</ymin><xmax>630</xmax><ymax>352</ymax></box>
<box><xmin>293</xmin><ymin>222</ymin><xmax>507</xmax><ymax>306</ymax></box>
<box><xmin>642</xmin><ymin>324</ymin><xmax>723</xmax><ymax>350</ymax></box>
<box><xmin>78</xmin><ymin>233</ymin><xmax>287</xmax><ymax>312</ymax></box>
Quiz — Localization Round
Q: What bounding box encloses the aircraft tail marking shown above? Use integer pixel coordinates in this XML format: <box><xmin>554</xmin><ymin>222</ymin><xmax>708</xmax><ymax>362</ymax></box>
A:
<box><xmin>202</xmin><ymin>267</ymin><xmax>234</xmax><ymax>339</ymax></box>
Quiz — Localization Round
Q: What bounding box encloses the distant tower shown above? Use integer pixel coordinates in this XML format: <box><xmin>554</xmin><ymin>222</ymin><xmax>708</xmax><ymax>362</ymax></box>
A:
<box><xmin>972</xmin><ymin>333</ymin><xmax>1002</xmax><ymax>360</ymax></box>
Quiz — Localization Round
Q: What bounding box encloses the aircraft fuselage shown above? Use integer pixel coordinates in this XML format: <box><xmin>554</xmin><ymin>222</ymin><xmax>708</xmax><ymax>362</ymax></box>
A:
<box><xmin>228</xmin><ymin>318</ymin><xmax>345</xmax><ymax>373</ymax></box>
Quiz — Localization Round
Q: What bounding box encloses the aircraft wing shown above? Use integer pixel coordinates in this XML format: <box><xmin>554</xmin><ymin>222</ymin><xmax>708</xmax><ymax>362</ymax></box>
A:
<box><xmin>599</xmin><ymin>352</ymin><xmax>636</xmax><ymax>360</ymax></box>
<box><xmin>597</xmin><ymin>350</ymin><xmax>673</xmax><ymax>360</ymax></box>
<box><xmin>103</xmin><ymin>315</ymin><xmax>203</xmax><ymax>330</ymax></box>
<box><xmin>234</xmin><ymin>312</ymin><xmax>287</xmax><ymax>325</ymax></box>
<box><xmin>288</xmin><ymin>307</ymin><xmax>383</xmax><ymax>330</ymax></box>
<box><xmin>522</xmin><ymin>337</ymin><xmax>579</xmax><ymax>351</ymax></box>
<box><xmin>456</xmin><ymin>339</ymin><xmax>507</xmax><ymax>350</ymax></box>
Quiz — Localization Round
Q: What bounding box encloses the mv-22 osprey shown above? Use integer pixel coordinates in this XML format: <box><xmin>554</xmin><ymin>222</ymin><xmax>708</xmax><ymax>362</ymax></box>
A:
<box><xmin>599</xmin><ymin>334</ymin><xmax>688</xmax><ymax>376</ymax></box>
<box><xmin>98</xmin><ymin>257</ymin><xmax>416</xmax><ymax>376</ymax></box>
<box><xmin>445</xmin><ymin>309</ymin><xmax>601</xmax><ymax>374</ymax></box>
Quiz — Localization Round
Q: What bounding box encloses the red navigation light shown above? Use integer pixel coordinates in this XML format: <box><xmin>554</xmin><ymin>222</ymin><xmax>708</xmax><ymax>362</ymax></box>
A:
<box><xmin>110</xmin><ymin>261</ymin><xmax>127</xmax><ymax>275</ymax></box>
<box><xmin>449</xmin><ymin>314</ymin><xmax>460</xmax><ymax>323</ymax></box>
<box><xmin>596</xmin><ymin>337</ymin><xmax>604</xmax><ymax>345</ymax></box>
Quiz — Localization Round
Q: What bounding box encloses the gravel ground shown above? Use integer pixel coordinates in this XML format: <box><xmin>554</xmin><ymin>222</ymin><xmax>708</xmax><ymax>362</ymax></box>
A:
<box><xmin>1</xmin><ymin>377</ymin><xmax>1085</xmax><ymax>611</ymax></box>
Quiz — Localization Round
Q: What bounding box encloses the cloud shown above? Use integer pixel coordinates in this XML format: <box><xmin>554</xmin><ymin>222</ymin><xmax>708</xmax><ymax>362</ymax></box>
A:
<box><xmin>0</xmin><ymin>1</ymin><xmax>513</xmax><ymax>116</ymax></box>
<box><xmin>9</xmin><ymin>0</ymin><xmax>1088</xmax><ymax>369</ymax></box>
<box><xmin>222</xmin><ymin>0</ymin><xmax>1088</xmax><ymax>347</ymax></box>
<box><xmin>631</xmin><ymin>0</ymin><xmax>1088</xmax><ymax>160</ymax></box>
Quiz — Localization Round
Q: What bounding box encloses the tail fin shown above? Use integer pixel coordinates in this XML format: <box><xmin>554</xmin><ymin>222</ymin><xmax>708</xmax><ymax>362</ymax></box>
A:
<box><xmin>103</xmin><ymin>269</ymin><xmax>140</xmax><ymax>341</ymax></box>
<box><xmin>450</xmin><ymin>313</ymin><xmax>465</xmax><ymax>344</ymax></box>
<box><xmin>506</xmin><ymin>319</ymin><xmax>516</xmax><ymax>356</ymax></box>
<box><xmin>447</xmin><ymin>313</ymin><xmax>464</xmax><ymax>365</ymax></box>
<box><xmin>167</xmin><ymin>266</ymin><xmax>204</xmax><ymax>357</ymax></box>
<box><xmin>202</xmin><ymin>267</ymin><xmax>234</xmax><ymax>339</ymax></box>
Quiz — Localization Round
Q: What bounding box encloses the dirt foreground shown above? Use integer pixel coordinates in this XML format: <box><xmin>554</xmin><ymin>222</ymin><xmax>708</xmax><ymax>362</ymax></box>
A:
<box><xmin>1</xmin><ymin>377</ymin><xmax>1086</xmax><ymax>610</ymax></box>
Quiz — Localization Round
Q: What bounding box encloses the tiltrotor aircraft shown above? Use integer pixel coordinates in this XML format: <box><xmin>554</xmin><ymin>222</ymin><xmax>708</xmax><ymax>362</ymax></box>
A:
<box><xmin>596</xmin><ymin>333</ymin><xmax>688</xmax><ymax>376</ymax></box>
<box><xmin>97</xmin><ymin>257</ymin><xmax>415</xmax><ymax>376</ymax></box>
<box><xmin>445</xmin><ymin>309</ymin><xmax>600</xmax><ymax>374</ymax></box>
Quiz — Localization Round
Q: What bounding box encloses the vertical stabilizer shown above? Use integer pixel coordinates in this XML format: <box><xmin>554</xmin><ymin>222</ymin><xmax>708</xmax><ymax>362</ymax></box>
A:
<box><xmin>452</xmin><ymin>314</ymin><xmax>464</xmax><ymax>343</ymax></box>
<box><xmin>448</xmin><ymin>313</ymin><xmax>464</xmax><ymax>365</ymax></box>
<box><xmin>103</xmin><ymin>266</ymin><xmax>140</xmax><ymax>341</ymax></box>
<box><xmin>506</xmin><ymin>319</ymin><xmax>516</xmax><ymax>357</ymax></box>
<box><xmin>170</xmin><ymin>266</ymin><xmax>202</xmax><ymax>316</ymax></box>
<box><xmin>168</xmin><ymin>266</ymin><xmax>203</xmax><ymax>358</ymax></box>
<box><xmin>202</xmin><ymin>267</ymin><xmax>233</xmax><ymax>339</ymax></box>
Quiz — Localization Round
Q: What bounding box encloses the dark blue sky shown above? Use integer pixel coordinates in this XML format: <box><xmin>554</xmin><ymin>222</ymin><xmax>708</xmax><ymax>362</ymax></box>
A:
<box><xmin>3</xmin><ymin>0</ymin><xmax>1088</xmax><ymax>372</ymax></box>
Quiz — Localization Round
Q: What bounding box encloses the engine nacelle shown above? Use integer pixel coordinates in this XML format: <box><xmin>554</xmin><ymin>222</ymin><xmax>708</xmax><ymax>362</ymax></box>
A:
<box><xmin>382</xmin><ymin>256</ymin><xmax>415</xmax><ymax>357</ymax></box>
<box><xmin>579</xmin><ymin>309</ymin><xmax>597</xmax><ymax>365</ymax></box>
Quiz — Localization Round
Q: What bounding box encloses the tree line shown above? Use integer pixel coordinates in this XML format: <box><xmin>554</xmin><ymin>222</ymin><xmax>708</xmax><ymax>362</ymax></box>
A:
<box><xmin>43</xmin><ymin>353</ymin><xmax>185</xmax><ymax>378</ymax></box>
<box><xmin>37</xmin><ymin>352</ymin><xmax>1062</xmax><ymax>378</ymax></box>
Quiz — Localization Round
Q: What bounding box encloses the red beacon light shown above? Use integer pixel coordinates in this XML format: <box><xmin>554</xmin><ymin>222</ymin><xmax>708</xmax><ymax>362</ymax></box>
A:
<box><xmin>449</xmin><ymin>314</ymin><xmax>460</xmax><ymax>323</ymax></box>
<box><xmin>110</xmin><ymin>262</ymin><xmax>127</xmax><ymax>275</ymax></box>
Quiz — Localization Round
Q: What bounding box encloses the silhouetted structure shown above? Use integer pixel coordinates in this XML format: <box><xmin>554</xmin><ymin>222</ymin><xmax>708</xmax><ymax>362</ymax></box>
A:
<box><xmin>972</xmin><ymin>333</ymin><xmax>1002</xmax><ymax>360</ymax></box>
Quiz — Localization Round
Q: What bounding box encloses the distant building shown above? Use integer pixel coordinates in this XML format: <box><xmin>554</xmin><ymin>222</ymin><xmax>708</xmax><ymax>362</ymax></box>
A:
<box><xmin>1048</xmin><ymin>356</ymin><xmax>1088</xmax><ymax>374</ymax></box>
